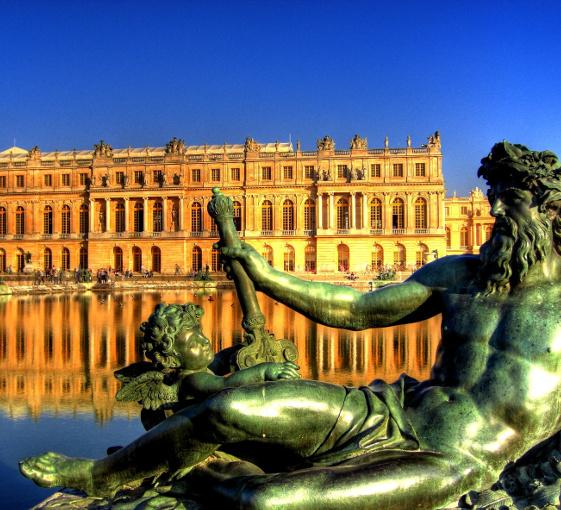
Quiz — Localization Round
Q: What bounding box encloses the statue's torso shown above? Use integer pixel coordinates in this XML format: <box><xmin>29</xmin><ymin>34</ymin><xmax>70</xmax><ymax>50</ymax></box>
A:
<box><xmin>409</xmin><ymin>261</ymin><xmax>561</xmax><ymax>465</ymax></box>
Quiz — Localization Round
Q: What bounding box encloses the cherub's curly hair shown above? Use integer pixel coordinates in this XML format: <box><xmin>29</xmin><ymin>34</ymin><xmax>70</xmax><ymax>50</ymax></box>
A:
<box><xmin>140</xmin><ymin>303</ymin><xmax>204</xmax><ymax>369</ymax></box>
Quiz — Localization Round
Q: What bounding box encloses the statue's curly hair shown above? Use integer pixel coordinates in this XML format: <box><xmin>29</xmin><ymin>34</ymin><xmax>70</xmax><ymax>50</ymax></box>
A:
<box><xmin>140</xmin><ymin>303</ymin><xmax>204</xmax><ymax>369</ymax></box>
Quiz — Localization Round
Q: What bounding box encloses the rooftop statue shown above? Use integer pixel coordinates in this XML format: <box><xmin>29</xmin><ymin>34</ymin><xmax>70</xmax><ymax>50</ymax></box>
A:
<box><xmin>317</xmin><ymin>135</ymin><xmax>335</xmax><ymax>151</ymax></box>
<box><xmin>93</xmin><ymin>140</ymin><xmax>113</xmax><ymax>158</ymax></box>
<box><xmin>20</xmin><ymin>142</ymin><xmax>561</xmax><ymax>509</ymax></box>
<box><xmin>350</xmin><ymin>134</ymin><xmax>367</xmax><ymax>150</ymax></box>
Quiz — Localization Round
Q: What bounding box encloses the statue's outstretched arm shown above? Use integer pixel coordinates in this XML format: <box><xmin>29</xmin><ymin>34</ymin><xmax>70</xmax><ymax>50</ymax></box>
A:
<box><xmin>221</xmin><ymin>243</ymin><xmax>443</xmax><ymax>330</ymax></box>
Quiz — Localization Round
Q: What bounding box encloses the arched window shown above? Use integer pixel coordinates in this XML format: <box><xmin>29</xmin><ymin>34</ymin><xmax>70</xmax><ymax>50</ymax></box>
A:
<box><xmin>79</xmin><ymin>246</ymin><xmax>88</xmax><ymax>269</ymax></box>
<box><xmin>372</xmin><ymin>244</ymin><xmax>383</xmax><ymax>271</ymax></box>
<box><xmin>284</xmin><ymin>244</ymin><xmax>295</xmax><ymax>271</ymax></box>
<box><xmin>0</xmin><ymin>207</ymin><xmax>6</xmax><ymax>236</ymax></box>
<box><xmin>304</xmin><ymin>244</ymin><xmax>316</xmax><ymax>272</ymax></box>
<box><xmin>393</xmin><ymin>243</ymin><xmax>406</xmax><ymax>270</ymax></box>
<box><xmin>61</xmin><ymin>205</ymin><xmax>71</xmax><ymax>235</ymax></box>
<box><xmin>16</xmin><ymin>248</ymin><xmax>25</xmax><ymax>272</ymax></box>
<box><xmin>460</xmin><ymin>226</ymin><xmax>469</xmax><ymax>248</ymax></box>
<box><xmin>262</xmin><ymin>245</ymin><xmax>273</xmax><ymax>266</ymax></box>
<box><xmin>134</xmin><ymin>202</ymin><xmax>144</xmax><ymax>232</ymax></box>
<box><xmin>337</xmin><ymin>244</ymin><xmax>350</xmax><ymax>272</ymax></box>
<box><xmin>445</xmin><ymin>227</ymin><xmax>451</xmax><ymax>248</ymax></box>
<box><xmin>233</xmin><ymin>201</ymin><xmax>242</xmax><ymax>231</ymax></box>
<box><xmin>370</xmin><ymin>198</ymin><xmax>382</xmax><ymax>230</ymax></box>
<box><xmin>132</xmin><ymin>246</ymin><xmax>142</xmax><ymax>272</ymax></box>
<box><xmin>261</xmin><ymin>200</ymin><xmax>272</xmax><ymax>232</ymax></box>
<box><xmin>43</xmin><ymin>206</ymin><xmax>53</xmax><ymax>234</ymax></box>
<box><xmin>304</xmin><ymin>199</ymin><xmax>316</xmax><ymax>232</ymax></box>
<box><xmin>113</xmin><ymin>247</ymin><xmax>123</xmax><ymax>272</ymax></box>
<box><xmin>414</xmin><ymin>197</ymin><xmax>427</xmax><ymax>230</ymax></box>
<box><xmin>336</xmin><ymin>197</ymin><xmax>349</xmax><ymax>230</ymax></box>
<box><xmin>16</xmin><ymin>206</ymin><xmax>25</xmax><ymax>235</ymax></box>
<box><xmin>191</xmin><ymin>202</ymin><xmax>202</xmax><ymax>233</ymax></box>
<box><xmin>79</xmin><ymin>204</ymin><xmax>89</xmax><ymax>234</ymax></box>
<box><xmin>151</xmin><ymin>246</ymin><xmax>161</xmax><ymax>273</ymax></box>
<box><xmin>44</xmin><ymin>247</ymin><xmax>52</xmax><ymax>271</ymax></box>
<box><xmin>282</xmin><ymin>200</ymin><xmax>295</xmax><ymax>232</ymax></box>
<box><xmin>0</xmin><ymin>249</ymin><xmax>5</xmax><ymax>272</ymax></box>
<box><xmin>416</xmin><ymin>243</ymin><xmax>429</xmax><ymax>268</ymax></box>
<box><xmin>485</xmin><ymin>225</ymin><xmax>493</xmax><ymax>241</ymax></box>
<box><xmin>61</xmin><ymin>247</ymin><xmax>70</xmax><ymax>270</ymax></box>
<box><xmin>115</xmin><ymin>201</ymin><xmax>125</xmax><ymax>233</ymax></box>
<box><xmin>211</xmin><ymin>247</ymin><xmax>221</xmax><ymax>272</ymax></box>
<box><xmin>192</xmin><ymin>246</ymin><xmax>202</xmax><ymax>272</ymax></box>
<box><xmin>392</xmin><ymin>198</ymin><xmax>404</xmax><ymax>230</ymax></box>
<box><xmin>153</xmin><ymin>202</ymin><xmax>163</xmax><ymax>232</ymax></box>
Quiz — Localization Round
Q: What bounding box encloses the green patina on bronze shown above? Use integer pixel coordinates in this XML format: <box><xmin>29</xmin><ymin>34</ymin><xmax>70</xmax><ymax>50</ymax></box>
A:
<box><xmin>19</xmin><ymin>142</ymin><xmax>561</xmax><ymax>509</ymax></box>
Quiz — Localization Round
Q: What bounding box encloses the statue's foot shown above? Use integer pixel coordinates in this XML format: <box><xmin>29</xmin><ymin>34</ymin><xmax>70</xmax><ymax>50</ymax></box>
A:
<box><xmin>19</xmin><ymin>452</ymin><xmax>96</xmax><ymax>494</ymax></box>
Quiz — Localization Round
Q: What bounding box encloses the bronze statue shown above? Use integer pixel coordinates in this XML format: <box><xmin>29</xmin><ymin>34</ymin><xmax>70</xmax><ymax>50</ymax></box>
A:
<box><xmin>19</xmin><ymin>142</ymin><xmax>561</xmax><ymax>509</ymax></box>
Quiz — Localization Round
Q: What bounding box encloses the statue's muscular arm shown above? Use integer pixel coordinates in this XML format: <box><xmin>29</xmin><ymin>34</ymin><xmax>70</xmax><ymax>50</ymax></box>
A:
<box><xmin>223</xmin><ymin>244</ymin><xmax>472</xmax><ymax>330</ymax></box>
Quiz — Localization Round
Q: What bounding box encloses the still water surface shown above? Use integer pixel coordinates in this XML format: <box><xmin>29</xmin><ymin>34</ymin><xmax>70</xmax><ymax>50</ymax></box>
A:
<box><xmin>0</xmin><ymin>290</ymin><xmax>441</xmax><ymax>508</ymax></box>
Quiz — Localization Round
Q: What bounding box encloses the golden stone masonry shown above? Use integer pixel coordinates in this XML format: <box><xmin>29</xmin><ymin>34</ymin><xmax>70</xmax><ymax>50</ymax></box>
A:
<box><xmin>0</xmin><ymin>133</ymin><xmax>492</xmax><ymax>274</ymax></box>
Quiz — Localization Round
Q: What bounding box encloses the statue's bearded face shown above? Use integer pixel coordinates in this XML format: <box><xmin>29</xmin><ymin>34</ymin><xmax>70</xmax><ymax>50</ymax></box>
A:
<box><xmin>479</xmin><ymin>184</ymin><xmax>553</xmax><ymax>295</ymax></box>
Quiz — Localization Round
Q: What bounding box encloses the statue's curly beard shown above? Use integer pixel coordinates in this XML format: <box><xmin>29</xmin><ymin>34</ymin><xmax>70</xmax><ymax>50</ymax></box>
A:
<box><xmin>478</xmin><ymin>212</ymin><xmax>552</xmax><ymax>295</ymax></box>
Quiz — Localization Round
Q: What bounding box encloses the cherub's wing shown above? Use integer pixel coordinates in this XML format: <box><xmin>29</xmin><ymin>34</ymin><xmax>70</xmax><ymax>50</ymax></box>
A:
<box><xmin>116</xmin><ymin>370</ymin><xmax>179</xmax><ymax>410</ymax></box>
<box><xmin>114</xmin><ymin>361</ymin><xmax>154</xmax><ymax>383</ymax></box>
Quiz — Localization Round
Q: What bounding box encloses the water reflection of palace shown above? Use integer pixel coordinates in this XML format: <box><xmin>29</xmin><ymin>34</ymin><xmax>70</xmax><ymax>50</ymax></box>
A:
<box><xmin>0</xmin><ymin>291</ymin><xmax>441</xmax><ymax>422</ymax></box>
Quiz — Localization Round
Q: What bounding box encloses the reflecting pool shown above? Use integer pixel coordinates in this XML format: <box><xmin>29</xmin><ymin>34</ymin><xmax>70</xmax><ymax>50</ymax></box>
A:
<box><xmin>0</xmin><ymin>290</ymin><xmax>441</xmax><ymax>508</ymax></box>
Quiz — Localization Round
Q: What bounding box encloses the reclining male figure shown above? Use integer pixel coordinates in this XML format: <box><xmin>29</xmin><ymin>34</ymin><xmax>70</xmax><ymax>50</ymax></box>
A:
<box><xmin>20</xmin><ymin>142</ymin><xmax>561</xmax><ymax>509</ymax></box>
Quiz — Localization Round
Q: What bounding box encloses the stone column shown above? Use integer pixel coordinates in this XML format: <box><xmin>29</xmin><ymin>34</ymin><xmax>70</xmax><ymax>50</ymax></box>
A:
<box><xmin>179</xmin><ymin>197</ymin><xmax>184</xmax><ymax>231</ymax></box>
<box><xmin>89</xmin><ymin>200</ymin><xmax>95</xmax><ymax>232</ymax></box>
<box><xmin>143</xmin><ymin>198</ymin><xmax>148</xmax><ymax>232</ymax></box>
<box><xmin>124</xmin><ymin>198</ymin><xmax>130</xmax><ymax>232</ymax></box>
<box><xmin>362</xmin><ymin>193</ymin><xmax>369</xmax><ymax>230</ymax></box>
<box><xmin>163</xmin><ymin>197</ymin><xmax>168</xmax><ymax>232</ymax></box>
<box><xmin>317</xmin><ymin>192</ymin><xmax>323</xmax><ymax>230</ymax></box>
<box><xmin>384</xmin><ymin>193</ymin><xmax>392</xmax><ymax>234</ymax></box>
<box><xmin>329</xmin><ymin>192</ymin><xmax>335</xmax><ymax>230</ymax></box>
<box><xmin>105</xmin><ymin>198</ymin><xmax>111</xmax><ymax>233</ymax></box>
<box><xmin>351</xmin><ymin>192</ymin><xmax>356</xmax><ymax>229</ymax></box>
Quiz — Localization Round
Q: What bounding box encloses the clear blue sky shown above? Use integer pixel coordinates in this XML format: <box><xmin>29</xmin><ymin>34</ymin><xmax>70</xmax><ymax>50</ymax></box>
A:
<box><xmin>1</xmin><ymin>0</ymin><xmax>560</xmax><ymax>195</ymax></box>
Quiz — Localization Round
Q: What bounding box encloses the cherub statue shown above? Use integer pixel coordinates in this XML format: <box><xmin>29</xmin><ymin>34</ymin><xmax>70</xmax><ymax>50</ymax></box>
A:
<box><xmin>115</xmin><ymin>302</ymin><xmax>300</xmax><ymax>430</ymax></box>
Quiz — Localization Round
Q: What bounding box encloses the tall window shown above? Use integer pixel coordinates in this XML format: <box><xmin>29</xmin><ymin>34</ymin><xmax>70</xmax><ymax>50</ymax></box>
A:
<box><xmin>153</xmin><ymin>202</ymin><xmax>163</xmax><ymax>232</ymax></box>
<box><xmin>134</xmin><ymin>171</ymin><xmax>144</xmax><ymax>184</ymax></box>
<box><xmin>79</xmin><ymin>246</ymin><xmax>88</xmax><ymax>269</ymax></box>
<box><xmin>336</xmin><ymin>198</ymin><xmax>349</xmax><ymax>230</ymax></box>
<box><xmin>262</xmin><ymin>167</ymin><xmax>272</xmax><ymax>180</ymax></box>
<box><xmin>0</xmin><ymin>249</ymin><xmax>5</xmax><ymax>272</ymax></box>
<box><xmin>415</xmin><ymin>163</ymin><xmax>426</xmax><ymax>177</ymax></box>
<box><xmin>16</xmin><ymin>175</ymin><xmax>24</xmax><ymax>187</ymax></box>
<box><xmin>44</xmin><ymin>248</ymin><xmax>52</xmax><ymax>271</ymax></box>
<box><xmin>370</xmin><ymin>198</ymin><xmax>382</xmax><ymax>229</ymax></box>
<box><xmin>394</xmin><ymin>244</ymin><xmax>406</xmax><ymax>270</ymax></box>
<box><xmin>304</xmin><ymin>199</ymin><xmax>316</xmax><ymax>231</ymax></box>
<box><xmin>132</xmin><ymin>246</ymin><xmax>142</xmax><ymax>272</ymax></box>
<box><xmin>304</xmin><ymin>165</ymin><xmax>315</xmax><ymax>179</ymax></box>
<box><xmin>414</xmin><ymin>198</ymin><xmax>427</xmax><ymax>230</ymax></box>
<box><xmin>151</xmin><ymin>246</ymin><xmax>161</xmax><ymax>273</ymax></box>
<box><xmin>192</xmin><ymin>246</ymin><xmax>202</xmax><ymax>272</ymax></box>
<box><xmin>113</xmin><ymin>247</ymin><xmax>123</xmax><ymax>272</ymax></box>
<box><xmin>44</xmin><ymin>174</ymin><xmax>52</xmax><ymax>186</ymax></box>
<box><xmin>79</xmin><ymin>173</ymin><xmax>88</xmax><ymax>186</ymax></box>
<box><xmin>16</xmin><ymin>206</ymin><xmax>25</xmax><ymax>235</ymax></box>
<box><xmin>392</xmin><ymin>198</ymin><xmax>405</xmax><ymax>230</ymax></box>
<box><xmin>16</xmin><ymin>249</ymin><xmax>24</xmax><ymax>272</ymax></box>
<box><xmin>460</xmin><ymin>227</ymin><xmax>469</xmax><ymax>247</ymax></box>
<box><xmin>116</xmin><ymin>171</ymin><xmax>125</xmax><ymax>185</ymax></box>
<box><xmin>283</xmin><ymin>166</ymin><xmax>293</xmax><ymax>179</ymax></box>
<box><xmin>337</xmin><ymin>244</ymin><xmax>350</xmax><ymax>272</ymax></box>
<box><xmin>304</xmin><ymin>244</ymin><xmax>316</xmax><ymax>272</ymax></box>
<box><xmin>0</xmin><ymin>176</ymin><xmax>6</xmax><ymax>188</ymax></box>
<box><xmin>43</xmin><ymin>206</ymin><xmax>53</xmax><ymax>234</ymax></box>
<box><xmin>61</xmin><ymin>247</ymin><xmax>70</xmax><ymax>270</ymax></box>
<box><xmin>61</xmin><ymin>205</ymin><xmax>71</xmax><ymax>235</ymax></box>
<box><xmin>371</xmin><ymin>163</ymin><xmax>381</xmax><ymax>177</ymax></box>
<box><xmin>282</xmin><ymin>200</ymin><xmax>294</xmax><ymax>231</ymax></box>
<box><xmin>79</xmin><ymin>204</ymin><xmax>89</xmax><ymax>234</ymax></box>
<box><xmin>485</xmin><ymin>225</ymin><xmax>493</xmax><ymax>241</ymax></box>
<box><xmin>153</xmin><ymin>170</ymin><xmax>163</xmax><ymax>184</ymax></box>
<box><xmin>231</xmin><ymin>168</ymin><xmax>240</xmax><ymax>181</ymax></box>
<box><xmin>233</xmin><ymin>201</ymin><xmax>242</xmax><ymax>231</ymax></box>
<box><xmin>134</xmin><ymin>202</ymin><xmax>144</xmax><ymax>232</ymax></box>
<box><xmin>191</xmin><ymin>202</ymin><xmax>202</xmax><ymax>232</ymax></box>
<box><xmin>392</xmin><ymin>163</ymin><xmax>403</xmax><ymax>177</ymax></box>
<box><xmin>211</xmin><ymin>168</ymin><xmax>220</xmax><ymax>181</ymax></box>
<box><xmin>416</xmin><ymin>244</ymin><xmax>429</xmax><ymax>268</ymax></box>
<box><xmin>446</xmin><ymin>227</ymin><xmax>451</xmax><ymax>248</ymax></box>
<box><xmin>0</xmin><ymin>207</ymin><xmax>6</xmax><ymax>236</ymax></box>
<box><xmin>284</xmin><ymin>245</ymin><xmax>295</xmax><ymax>272</ymax></box>
<box><xmin>211</xmin><ymin>247</ymin><xmax>221</xmax><ymax>272</ymax></box>
<box><xmin>62</xmin><ymin>174</ymin><xmax>70</xmax><ymax>186</ymax></box>
<box><xmin>262</xmin><ymin>245</ymin><xmax>273</xmax><ymax>266</ymax></box>
<box><xmin>372</xmin><ymin>244</ymin><xmax>383</xmax><ymax>270</ymax></box>
<box><xmin>191</xmin><ymin>169</ymin><xmax>201</xmax><ymax>182</ymax></box>
<box><xmin>261</xmin><ymin>200</ymin><xmax>272</xmax><ymax>232</ymax></box>
<box><xmin>337</xmin><ymin>165</ymin><xmax>347</xmax><ymax>178</ymax></box>
<box><xmin>115</xmin><ymin>202</ymin><xmax>126</xmax><ymax>232</ymax></box>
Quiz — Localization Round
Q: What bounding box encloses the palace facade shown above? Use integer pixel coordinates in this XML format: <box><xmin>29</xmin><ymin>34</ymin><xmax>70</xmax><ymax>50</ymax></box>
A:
<box><xmin>0</xmin><ymin>132</ymin><xmax>491</xmax><ymax>274</ymax></box>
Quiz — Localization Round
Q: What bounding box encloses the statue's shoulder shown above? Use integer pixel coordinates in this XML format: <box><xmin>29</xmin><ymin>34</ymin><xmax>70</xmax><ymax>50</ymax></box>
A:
<box><xmin>409</xmin><ymin>254</ymin><xmax>480</xmax><ymax>289</ymax></box>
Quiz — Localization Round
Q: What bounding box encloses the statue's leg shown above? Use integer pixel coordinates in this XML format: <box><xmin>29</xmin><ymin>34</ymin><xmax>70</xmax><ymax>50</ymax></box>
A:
<box><xmin>212</xmin><ymin>450</ymin><xmax>480</xmax><ymax>510</ymax></box>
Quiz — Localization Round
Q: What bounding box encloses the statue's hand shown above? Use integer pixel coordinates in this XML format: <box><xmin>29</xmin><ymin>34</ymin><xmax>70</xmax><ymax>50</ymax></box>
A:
<box><xmin>216</xmin><ymin>242</ymin><xmax>270</xmax><ymax>282</ymax></box>
<box><xmin>263</xmin><ymin>361</ymin><xmax>300</xmax><ymax>381</ymax></box>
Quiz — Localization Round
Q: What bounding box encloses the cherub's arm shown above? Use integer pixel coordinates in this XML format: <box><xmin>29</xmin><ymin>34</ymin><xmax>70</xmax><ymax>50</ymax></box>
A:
<box><xmin>180</xmin><ymin>362</ymin><xmax>300</xmax><ymax>399</ymax></box>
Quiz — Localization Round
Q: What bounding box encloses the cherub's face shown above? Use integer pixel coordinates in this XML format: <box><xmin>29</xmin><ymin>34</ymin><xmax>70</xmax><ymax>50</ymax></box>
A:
<box><xmin>173</xmin><ymin>325</ymin><xmax>214</xmax><ymax>370</ymax></box>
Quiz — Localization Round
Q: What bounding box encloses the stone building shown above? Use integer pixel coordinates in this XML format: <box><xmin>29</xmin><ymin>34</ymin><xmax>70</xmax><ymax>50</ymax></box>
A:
<box><xmin>0</xmin><ymin>132</ymin><xmax>459</xmax><ymax>274</ymax></box>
